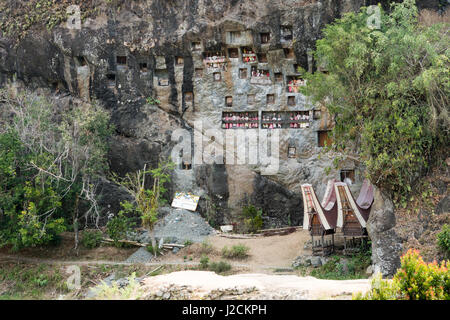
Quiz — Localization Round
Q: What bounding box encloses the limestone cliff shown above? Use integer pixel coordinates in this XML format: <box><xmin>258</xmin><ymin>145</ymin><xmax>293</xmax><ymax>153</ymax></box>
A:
<box><xmin>0</xmin><ymin>0</ymin><xmax>373</xmax><ymax>224</ymax></box>
<box><xmin>0</xmin><ymin>0</ymin><xmax>446</xmax><ymax>275</ymax></box>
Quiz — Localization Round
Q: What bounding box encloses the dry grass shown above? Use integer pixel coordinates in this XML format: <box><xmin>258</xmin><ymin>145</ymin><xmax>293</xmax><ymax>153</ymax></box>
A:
<box><xmin>158</xmin><ymin>230</ymin><xmax>310</xmax><ymax>273</ymax></box>
<box><xmin>419</xmin><ymin>9</ymin><xmax>450</xmax><ymax>26</ymax></box>
<box><xmin>0</xmin><ymin>232</ymin><xmax>136</xmax><ymax>262</ymax></box>
<box><xmin>0</xmin><ymin>261</ymin><xmax>175</xmax><ymax>300</ymax></box>
<box><xmin>395</xmin><ymin>166</ymin><xmax>450</xmax><ymax>263</ymax></box>
<box><xmin>397</xmin><ymin>210</ymin><xmax>450</xmax><ymax>262</ymax></box>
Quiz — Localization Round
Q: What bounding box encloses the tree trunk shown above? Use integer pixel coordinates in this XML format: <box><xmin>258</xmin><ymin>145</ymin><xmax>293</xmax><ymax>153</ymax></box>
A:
<box><xmin>150</xmin><ymin>228</ymin><xmax>157</xmax><ymax>256</ymax></box>
<box><xmin>73</xmin><ymin>194</ymin><xmax>80</xmax><ymax>255</ymax></box>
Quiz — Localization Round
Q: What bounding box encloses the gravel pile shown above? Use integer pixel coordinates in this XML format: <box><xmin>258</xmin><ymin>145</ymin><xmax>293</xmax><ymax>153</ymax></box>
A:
<box><xmin>154</xmin><ymin>208</ymin><xmax>215</xmax><ymax>243</ymax></box>
<box><xmin>128</xmin><ymin>207</ymin><xmax>215</xmax><ymax>244</ymax></box>
<box><xmin>125</xmin><ymin>247</ymin><xmax>154</xmax><ymax>264</ymax></box>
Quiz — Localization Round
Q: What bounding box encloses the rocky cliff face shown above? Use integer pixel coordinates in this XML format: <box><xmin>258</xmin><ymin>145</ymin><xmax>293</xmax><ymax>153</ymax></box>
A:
<box><xmin>1</xmin><ymin>0</ymin><xmax>373</xmax><ymax>226</ymax></box>
<box><xmin>367</xmin><ymin>188</ymin><xmax>402</xmax><ymax>277</ymax></box>
<box><xmin>1</xmin><ymin>1</ymin><xmax>442</xmax><ymax>230</ymax></box>
<box><xmin>1</xmin><ymin>0</ymin><xmax>446</xmax><ymax>276</ymax></box>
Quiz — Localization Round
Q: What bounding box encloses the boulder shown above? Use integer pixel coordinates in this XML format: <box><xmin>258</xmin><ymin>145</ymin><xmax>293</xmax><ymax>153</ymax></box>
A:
<box><xmin>319</xmin><ymin>257</ymin><xmax>329</xmax><ymax>266</ymax></box>
<box><xmin>251</xmin><ymin>174</ymin><xmax>303</xmax><ymax>227</ymax></box>
<box><xmin>292</xmin><ymin>255</ymin><xmax>309</xmax><ymax>268</ymax></box>
<box><xmin>366</xmin><ymin>187</ymin><xmax>402</xmax><ymax>277</ymax></box>
<box><xmin>292</xmin><ymin>254</ymin><xmax>322</xmax><ymax>268</ymax></box>
<box><xmin>366</xmin><ymin>265</ymin><xmax>374</xmax><ymax>277</ymax></box>
<box><xmin>340</xmin><ymin>259</ymin><xmax>349</xmax><ymax>274</ymax></box>
<box><xmin>96</xmin><ymin>177</ymin><xmax>134</xmax><ymax>224</ymax></box>
<box><xmin>310</xmin><ymin>256</ymin><xmax>322</xmax><ymax>268</ymax></box>
<box><xmin>435</xmin><ymin>195</ymin><xmax>450</xmax><ymax>215</ymax></box>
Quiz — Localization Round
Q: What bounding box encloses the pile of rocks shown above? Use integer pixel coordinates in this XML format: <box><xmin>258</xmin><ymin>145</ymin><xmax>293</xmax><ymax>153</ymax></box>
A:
<box><xmin>127</xmin><ymin>207</ymin><xmax>215</xmax><ymax>245</ymax></box>
<box><xmin>123</xmin><ymin>207</ymin><xmax>215</xmax><ymax>262</ymax></box>
<box><xmin>85</xmin><ymin>273</ymin><xmax>146</xmax><ymax>299</ymax></box>
<box><xmin>125</xmin><ymin>247</ymin><xmax>154</xmax><ymax>263</ymax></box>
<box><xmin>145</xmin><ymin>284</ymin><xmax>196</xmax><ymax>300</ymax></box>
<box><xmin>86</xmin><ymin>270</ymin><xmax>371</xmax><ymax>300</ymax></box>
<box><xmin>205</xmin><ymin>287</ymin><xmax>308</xmax><ymax>300</ymax></box>
<box><xmin>142</xmin><ymin>283</ymin><xmax>307</xmax><ymax>300</ymax></box>
<box><xmin>153</xmin><ymin>208</ymin><xmax>215</xmax><ymax>243</ymax></box>
<box><xmin>292</xmin><ymin>255</ymin><xmax>329</xmax><ymax>268</ymax></box>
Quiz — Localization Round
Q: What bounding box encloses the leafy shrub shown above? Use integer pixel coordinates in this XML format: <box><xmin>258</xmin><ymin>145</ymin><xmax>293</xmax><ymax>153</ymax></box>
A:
<box><xmin>200</xmin><ymin>239</ymin><xmax>213</xmax><ymax>254</ymax></box>
<box><xmin>200</xmin><ymin>254</ymin><xmax>209</xmax><ymax>269</ymax></box>
<box><xmin>353</xmin><ymin>273</ymin><xmax>400</xmax><ymax>300</ymax></box>
<box><xmin>354</xmin><ymin>249</ymin><xmax>450</xmax><ymax>300</ymax></box>
<box><xmin>209</xmin><ymin>261</ymin><xmax>232</xmax><ymax>274</ymax></box>
<box><xmin>92</xmin><ymin>273</ymin><xmax>145</xmax><ymax>300</ymax></box>
<box><xmin>221</xmin><ymin>244</ymin><xmax>250</xmax><ymax>260</ymax></box>
<box><xmin>0</xmin><ymin>88</ymin><xmax>113</xmax><ymax>250</ymax></box>
<box><xmin>241</xmin><ymin>205</ymin><xmax>263</xmax><ymax>233</ymax></box>
<box><xmin>311</xmin><ymin>248</ymin><xmax>371</xmax><ymax>280</ymax></box>
<box><xmin>146</xmin><ymin>244</ymin><xmax>161</xmax><ymax>256</ymax></box>
<box><xmin>394</xmin><ymin>249</ymin><xmax>449</xmax><ymax>300</ymax></box>
<box><xmin>106</xmin><ymin>212</ymin><xmax>135</xmax><ymax>248</ymax></box>
<box><xmin>81</xmin><ymin>230</ymin><xmax>103</xmax><ymax>249</ymax></box>
<box><xmin>437</xmin><ymin>224</ymin><xmax>450</xmax><ymax>257</ymax></box>
<box><xmin>111</xmin><ymin>160</ymin><xmax>174</xmax><ymax>255</ymax></box>
<box><xmin>311</xmin><ymin>256</ymin><xmax>348</xmax><ymax>280</ymax></box>
<box><xmin>203</xmin><ymin>195</ymin><xmax>220</xmax><ymax>229</ymax></box>
<box><xmin>32</xmin><ymin>274</ymin><xmax>49</xmax><ymax>288</ymax></box>
<box><xmin>146</xmin><ymin>96</ymin><xmax>161</xmax><ymax>105</ymax></box>
<box><xmin>0</xmin><ymin>130</ymin><xmax>66</xmax><ymax>250</ymax></box>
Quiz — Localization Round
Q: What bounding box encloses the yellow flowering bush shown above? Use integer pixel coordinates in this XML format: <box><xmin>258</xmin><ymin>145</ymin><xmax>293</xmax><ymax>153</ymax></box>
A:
<box><xmin>394</xmin><ymin>249</ymin><xmax>449</xmax><ymax>300</ymax></box>
<box><xmin>354</xmin><ymin>249</ymin><xmax>449</xmax><ymax>300</ymax></box>
<box><xmin>353</xmin><ymin>273</ymin><xmax>400</xmax><ymax>300</ymax></box>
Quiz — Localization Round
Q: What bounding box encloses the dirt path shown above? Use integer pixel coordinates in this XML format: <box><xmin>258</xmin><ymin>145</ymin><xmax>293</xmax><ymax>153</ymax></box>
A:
<box><xmin>0</xmin><ymin>230</ymin><xmax>373</xmax><ymax>300</ymax></box>
<box><xmin>0</xmin><ymin>253</ymin><xmax>293</xmax><ymax>270</ymax></box>
<box><xmin>208</xmin><ymin>230</ymin><xmax>309</xmax><ymax>270</ymax></box>
<box><xmin>0</xmin><ymin>230</ymin><xmax>312</xmax><ymax>272</ymax></box>
<box><xmin>0</xmin><ymin>254</ymin><xmax>188</xmax><ymax>266</ymax></box>
<box><xmin>156</xmin><ymin>230</ymin><xmax>310</xmax><ymax>272</ymax></box>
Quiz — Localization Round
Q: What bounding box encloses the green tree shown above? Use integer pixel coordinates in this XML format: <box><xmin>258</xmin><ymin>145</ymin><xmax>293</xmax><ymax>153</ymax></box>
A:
<box><xmin>112</xmin><ymin>159</ymin><xmax>175</xmax><ymax>255</ymax></box>
<box><xmin>106</xmin><ymin>211</ymin><xmax>135</xmax><ymax>247</ymax></box>
<box><xmin>0</xmin><ymin>87</ymin><xmax>113</xmax><ymax>250</ymax></box>
<box><xmin>241</xmin><ymin>205</ymin><xmax>263</xmax><ymax>233</ymax></box>
<box><xmin>437</xmin><ymin>224</ymin><xmax>450</xmax><ymax>258</ymax></box>
<box><xmin>301</xmin><ymin>0</ymin><xmax>449</xmax><ymax>205</ymax></box>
